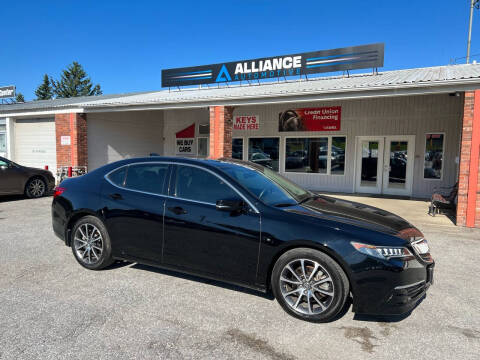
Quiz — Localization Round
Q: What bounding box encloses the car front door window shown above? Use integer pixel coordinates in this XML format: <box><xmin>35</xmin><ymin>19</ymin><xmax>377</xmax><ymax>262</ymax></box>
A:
<box><xmin>174</xmin><ymin>165</ymin><xmax>239</xmax><ymax>203</ymax></box>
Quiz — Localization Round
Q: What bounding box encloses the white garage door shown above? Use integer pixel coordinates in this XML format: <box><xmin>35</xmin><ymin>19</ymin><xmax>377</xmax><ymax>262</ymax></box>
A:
<box><xmin>14</xmin><ymin>118</ymin><xmax>56</xmax><ymax>171</ymax></box>
<box><xmin>88</xmin><ymin>112</ymin><xmax>164</xmax><ymax>170</ymax></box>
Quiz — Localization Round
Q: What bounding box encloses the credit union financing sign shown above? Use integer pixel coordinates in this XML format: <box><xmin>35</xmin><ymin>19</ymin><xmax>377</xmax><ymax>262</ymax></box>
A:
<box><xmin>279</xmin><ymin>107</ymin><xmax>341</xmax><ymax>132</ymax></box>
<box><xmin>162</xmin><ymin>43</ymin><xmax>384</xmax><ymax>87</ymax></box>
<box><xmin>0</xmin><ymin>85</ymin><xmax>15</xmax><ymax>99</ymax></box>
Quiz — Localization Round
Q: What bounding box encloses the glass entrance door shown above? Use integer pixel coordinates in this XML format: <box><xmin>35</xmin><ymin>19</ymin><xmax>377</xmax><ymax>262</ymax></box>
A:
<box><xmin>382</xmin><ymin>136</ymin><xmax>415</xmax><ymax>196</ymax></box>
<box><xmin>355</xmin><ymin>136</ymin><xmax>415</xmax><ymax>196</ymax></box>
<box><xmin>355</xmin><ymin>138</ymin><xmax>384</xmax><ymax>194</ymax></box>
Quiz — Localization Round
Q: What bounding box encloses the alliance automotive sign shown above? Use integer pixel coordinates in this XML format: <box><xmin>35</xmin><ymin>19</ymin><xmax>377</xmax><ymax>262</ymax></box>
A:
<box><xmin>162</xmin><ymin>43</ymin><xmax>384</xmax><ymax>87</ymax></box>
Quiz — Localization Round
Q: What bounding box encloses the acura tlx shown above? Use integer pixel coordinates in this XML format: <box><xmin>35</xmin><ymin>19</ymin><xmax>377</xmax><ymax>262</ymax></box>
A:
<box><xmin>52</xmin><ymin>157</ymin><xmax>434</xmax><ymax>322</ymax></box>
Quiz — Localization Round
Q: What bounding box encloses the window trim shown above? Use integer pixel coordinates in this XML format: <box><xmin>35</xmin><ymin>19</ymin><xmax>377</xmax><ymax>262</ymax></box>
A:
<box><xmin>283</xmin><ymin>135</ymin><xmax>347</xmax><ymax>176</ymax></box>
<box><xmin>105</xmin><ymin>161</ymin><xmax>259</xmax><ymax>213</ymax></box>
<box><xmin>423</xmin><ymin>132</ymin><xmax>446</xmax><ymax>181</ymax></box>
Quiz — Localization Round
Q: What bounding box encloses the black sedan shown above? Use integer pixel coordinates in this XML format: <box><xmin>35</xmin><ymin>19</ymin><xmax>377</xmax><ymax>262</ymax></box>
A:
<box><xmin>52</xmin><ymin>157</ymin><xmax>434</xmax><ymax>322</ymax></box>
<box><xmin>0</xmin><ymin>156</ymin><xmax>55</xmax><ymax>198</ymax></box>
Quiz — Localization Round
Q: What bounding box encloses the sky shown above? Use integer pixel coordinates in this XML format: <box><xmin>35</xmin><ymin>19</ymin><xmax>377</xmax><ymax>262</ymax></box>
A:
<box><xmin>1</xmin><ymin>0</ymin><xmax>479</xmax><ymax>100</ymax></box>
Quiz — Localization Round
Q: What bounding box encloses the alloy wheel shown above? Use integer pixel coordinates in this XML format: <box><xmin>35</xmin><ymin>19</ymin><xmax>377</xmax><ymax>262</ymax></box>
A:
<box><xmin>28</xmin><ymin>179</ymin><xmax>45</xmax><ymax>197</ymax></box>
<box><xmin>279</xmin><ymin>258</ymin><xmax>335</xmax><ymax>315</ymax></box>
<box><xmin>73</xmin><ymin>223</ymin><xmax>104</xmax><ymax>265</ymax></box>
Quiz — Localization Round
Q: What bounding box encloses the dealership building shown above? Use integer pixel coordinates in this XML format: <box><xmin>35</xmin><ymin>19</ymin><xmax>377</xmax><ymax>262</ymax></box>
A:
<box><xmin>1</xmin><ymin>44</ymin><xmax>480</xmax><ymax>227</ymax></box>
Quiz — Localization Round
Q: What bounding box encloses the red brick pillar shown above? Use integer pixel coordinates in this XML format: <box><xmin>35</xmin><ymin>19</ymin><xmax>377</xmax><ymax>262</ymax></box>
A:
<box><xmin>209</xmin><ymin>106</ymin><xmax>234</xmax><ymax>159</ymax></box>
<box><xmin>55</xmin><ymin>113</ymin><xmax>88</xmax><ymax>169</ymax></box>
<box><xmin>457</xmin><ymin>90</ymin><xmax>480</xmax><ymax>228</ymax></box>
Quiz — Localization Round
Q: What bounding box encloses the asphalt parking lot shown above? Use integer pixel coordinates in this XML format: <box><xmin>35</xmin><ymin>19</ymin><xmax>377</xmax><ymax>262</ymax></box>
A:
<box><xmin>0</xmin><ymin>196</ymin><xmax>479</xmax><ymax>360</ymax></box>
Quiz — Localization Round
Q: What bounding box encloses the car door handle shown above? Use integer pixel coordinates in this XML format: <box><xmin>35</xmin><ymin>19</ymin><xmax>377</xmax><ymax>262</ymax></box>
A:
<box><xmin>168</xmin><ymin>206</ymin><xmax>187</xmax><ymax>215</ymax></box>
<box><xmin>109</xmin><ymin>193</ymin><xmax>123</xmax><ymax>200</ymax></box>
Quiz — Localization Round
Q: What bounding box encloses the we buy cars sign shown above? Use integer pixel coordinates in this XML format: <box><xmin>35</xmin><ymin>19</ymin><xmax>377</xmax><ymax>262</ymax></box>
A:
<box><xmin>176</xmin><ymin>124</ymin><xmax>196</xmax><ymax>155</ymax></box>
<box><xmin>234</xmin><ymin>115</ymin><xmax>260</xmax><ymax>131</ymax></box>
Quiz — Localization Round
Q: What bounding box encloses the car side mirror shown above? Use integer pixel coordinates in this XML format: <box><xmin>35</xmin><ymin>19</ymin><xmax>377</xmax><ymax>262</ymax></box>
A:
<box><xmin>216</xmin><ymin>199</ymin><xmax>246</xmax><ymax>213</ymax></box>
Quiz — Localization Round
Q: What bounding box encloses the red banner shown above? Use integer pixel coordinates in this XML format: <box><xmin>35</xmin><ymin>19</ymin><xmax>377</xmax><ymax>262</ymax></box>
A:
<box><xmin>278</xmin><ymin>107</ymin><xmax>341</xmax><ymax>131</ymax></box>
<box><xmin>176</xmin><ymin>123</ymin><xmax>195</xmax><ymax>138</ymax></box>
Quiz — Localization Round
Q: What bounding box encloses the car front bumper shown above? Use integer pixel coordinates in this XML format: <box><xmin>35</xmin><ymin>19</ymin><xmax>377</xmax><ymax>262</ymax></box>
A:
<box><xmin>352</xmin><ymin>258</ymin><xmax>434</xmax><ymax>315</ymax></box>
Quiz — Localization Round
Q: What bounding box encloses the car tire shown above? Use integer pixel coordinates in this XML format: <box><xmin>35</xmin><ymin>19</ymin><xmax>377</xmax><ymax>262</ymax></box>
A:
<box><xmin>25</xmin><ymin>177</ymin><xmax>46</xmax><ymax>198</ymax></box>
<box><xmin>71</xmin><ymin>216</ymin><xmax>114</xmax><ymax>270</ymax></box>
<box><xmin>271</xmin><ymin>248</ymin><xmax>349</xmax><ymax>322</ymax></box>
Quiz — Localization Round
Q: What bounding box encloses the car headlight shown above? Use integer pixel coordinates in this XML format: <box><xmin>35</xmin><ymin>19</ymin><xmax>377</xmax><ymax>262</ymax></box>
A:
<box><xmin>351</xmin><ymin>241</ymin><xmax>414</xmax><ymax>260</ymax></box>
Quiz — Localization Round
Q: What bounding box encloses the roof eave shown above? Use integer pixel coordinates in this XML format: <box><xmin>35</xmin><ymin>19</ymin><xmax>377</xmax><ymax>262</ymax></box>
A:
<box><xmin>1</xmin><ymin>78</ymin><xmax>479</xmax><ymax>116</ymax></box>
<box><xmin>82</xmin><ymin>79</ymin><xmax>480</xmax><ymax>113</ymax></box>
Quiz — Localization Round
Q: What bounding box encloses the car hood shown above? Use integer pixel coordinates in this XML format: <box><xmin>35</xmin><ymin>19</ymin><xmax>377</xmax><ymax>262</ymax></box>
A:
<box><xmin>286</xmin><ymin>195</ymin><xmax>416</xmax><ymax>237</ymax></box>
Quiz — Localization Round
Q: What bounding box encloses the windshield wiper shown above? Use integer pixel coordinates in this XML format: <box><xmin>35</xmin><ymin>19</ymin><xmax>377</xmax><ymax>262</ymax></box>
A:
<box><xmin>298</xmin><ymin>195</ymin><xmax>318</xmax><ymax>204</ymax></box>
<box><xmin>274</xmin><ymin>202</ymin><xmax>297</xmax><ymax>207</ymax></box>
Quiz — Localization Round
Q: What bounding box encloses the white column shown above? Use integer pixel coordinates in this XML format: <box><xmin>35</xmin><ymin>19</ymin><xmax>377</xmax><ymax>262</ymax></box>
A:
<box><xmin>6</xmin><ymin>117</ymin><xmax>14</xmax><ymax>160</ymax></box>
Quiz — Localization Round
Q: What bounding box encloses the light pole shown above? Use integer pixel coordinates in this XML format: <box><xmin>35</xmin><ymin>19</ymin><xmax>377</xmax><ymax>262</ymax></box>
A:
<box><xmin>467</xmin><ymin>0</ymin><xmax>480</xmax><ymax>63</ymax></box>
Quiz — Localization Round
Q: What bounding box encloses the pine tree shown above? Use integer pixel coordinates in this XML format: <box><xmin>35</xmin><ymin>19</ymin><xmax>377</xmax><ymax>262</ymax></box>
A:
<box><xmin>35</xmin><ymin>74</ymin><xmax>53</xmax><ymax>100</ymax></box>
<box><xmin>15</xmin><ymin>93</ymin><xmax>25</xmax><ymax>103</ymax></box>
<box><xmin>52</xmin><ymin>62</ymin><xmax>102</xmax><ymax>98</ymax></box>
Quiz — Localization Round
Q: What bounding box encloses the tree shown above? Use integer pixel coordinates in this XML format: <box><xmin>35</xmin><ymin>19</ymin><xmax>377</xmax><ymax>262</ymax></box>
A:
<box><xmin>15</xmin><ymin>93</ymin><xmax>25</xmax><ymax>103</ymax></box>
<box><xmin>52</xmin><ymin>62</ymin><xmax>102</xmax><ymax>98</ymax></box>
<box><xmin>35</xmin><ymin>74</ymin><xmax>53</xmax><ymax>100</ymax></box>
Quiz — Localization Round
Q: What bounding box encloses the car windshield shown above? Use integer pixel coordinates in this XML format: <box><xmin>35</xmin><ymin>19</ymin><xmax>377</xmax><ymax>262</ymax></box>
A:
<box><xmin>218</xmin><ymin>162</ymin><xmax>312</xmax><ymax>206</ymax></box>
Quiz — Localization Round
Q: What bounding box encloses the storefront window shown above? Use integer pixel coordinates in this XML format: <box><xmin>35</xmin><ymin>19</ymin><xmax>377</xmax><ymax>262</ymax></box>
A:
<box><xmin>285</xmin><ymin>138</ymin><xmax>328</xmax><ymax>173</ymax></box>
<box><xmin>197</xmin><ymin>137</ymin><xmax>209</xmax><ymax>158</ymax></box>
<box><xmin>248</xmin><ymin>138</ymin><xmax>279</xmax><ymax>171</ymax></box>
<box><xmin>424</xmin><ymin>134</ymin><xmax>444</xmax><ymax>179</ymax></box>
<box><xmin>285</xmin><ymin>136</ymin><xmax>346</xmax><ymax>174</ymax></box>
<box><xmin>331</xmin><ymin>137</ymin><xmax>346</xmax><ymax>175</ymax></box>
<box><xmin>232</xmin><ymin>138</ymin><xmax>243</xmax><ymax>160</ymax></box>
<box><xmin>198</xmin><ymin>123</ymin><xmax>210</xmax><ymax>135</ymax></box>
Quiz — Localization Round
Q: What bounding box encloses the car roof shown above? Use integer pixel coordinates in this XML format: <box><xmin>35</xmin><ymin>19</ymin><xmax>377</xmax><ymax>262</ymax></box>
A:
<box><xmin>96</xmin><ymin>156</ymin><xmax>263</xmax><ymax>175</ymax></box>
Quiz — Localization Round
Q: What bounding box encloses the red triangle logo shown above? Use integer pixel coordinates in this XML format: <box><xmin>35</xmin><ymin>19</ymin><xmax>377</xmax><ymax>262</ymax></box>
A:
<box><xmin>176</xmin><ymin>123</ymin><xmax>195</xmax><ymax>138</ymax></box>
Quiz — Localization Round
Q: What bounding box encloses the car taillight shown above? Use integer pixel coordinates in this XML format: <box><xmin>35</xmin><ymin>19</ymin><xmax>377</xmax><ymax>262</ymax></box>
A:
<box><xmin>53</xmin><ymin>187</ymin><xmax>66</xmax><ymax>198</ymax></box>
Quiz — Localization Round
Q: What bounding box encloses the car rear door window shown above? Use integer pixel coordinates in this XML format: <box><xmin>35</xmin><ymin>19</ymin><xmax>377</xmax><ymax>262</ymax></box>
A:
<box><xmin>124</xmin><ymin>164</ymin><xmax>169</xmax><ymax>195</ymax></box>
<box><xmin>107</xmin><ymin>167</ymin><xmax>127</xmax><ymax>187</ymax></box>
<box><xmin>174</xmin><ymin>165</ymin><xmax>238</xmax><ymax>204</ymax></box>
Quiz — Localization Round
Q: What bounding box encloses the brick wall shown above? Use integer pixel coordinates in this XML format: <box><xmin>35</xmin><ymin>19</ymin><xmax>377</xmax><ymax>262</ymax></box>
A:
<box><xmin>55</xmin><ymin>113</ymin><xmax>88</xmax><ymax>168</ymax></box>
<box><xmin>209</xmin><ymin>106</ymin><xmax>233</xmax><ymax>159</ymax></box>
<box><xmin>457</xmin><ymin>91</ymin><xmax>480</xmax><ymax>227</ymax></box>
